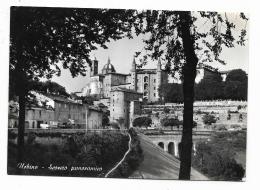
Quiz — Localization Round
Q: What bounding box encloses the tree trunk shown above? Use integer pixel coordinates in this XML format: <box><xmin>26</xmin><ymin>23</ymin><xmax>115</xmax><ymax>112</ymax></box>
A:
<box><xmin>178</xmin><ymin>11</ymin><xmax>198</xmax><ymax>180</ymax></box>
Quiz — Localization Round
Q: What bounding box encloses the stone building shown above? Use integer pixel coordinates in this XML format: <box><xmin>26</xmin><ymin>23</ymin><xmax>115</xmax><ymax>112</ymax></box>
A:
<box><xmin>8</xmin><ymin>91</ymin><xmax>104</xmax><ymax>130</ymax></box>
<box><xmin>110</xmin><ymin>87</ymin><xmax>143</xmax><ymax>128</ymax></box>
<box><xmin>195</xmin><ymin>63</ymin><xmax>230</xmax><ymax>83</ymax></box>
<box><xmin>80</xmin><ymin>56</ymin><xmax>168</xmax><ymax>103</ymax></box>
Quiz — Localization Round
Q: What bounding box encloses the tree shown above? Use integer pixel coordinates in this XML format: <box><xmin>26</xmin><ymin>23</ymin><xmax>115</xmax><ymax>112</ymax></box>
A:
<box><xmin>163</xmin><ymin>107</ymin><xmax>170</xmax><ymax>114</ymax></box>
<box><xmin>224</xmin><ymin>81</ymin><xmax>247</xmax><ymax>100</ymax></box>
<box><xmin>10</xmin><ymin>7</ymin><xmax>135</xmax><ymax>162</ymax></box>
<box><xmin>160</xmin><ymin>117</ymin><xmax>181</xmax><ymax>129</ymax></box>
<box><xmin>226</xmin><ymin>69</ymin><xmax>248</xmax><ymax>83</ymax></box>
<box><xmin>133</xmin><ymin>117</ymin><xmax>152</xmax><ymax>128</ymax></box>
<box><xmin>224</xmin><ymin>69</ymin><xmax>248</xmax><ymax>100</ymax></box>
<box><xmin>195</xmin><ymin>72</ymin><xmax>224</xmax><ymax>100</ymax></box>
<box><xmin>159</xmin><ymin>83</ymin><xmax>183</xmax><ymax>103</ymax></box>
<box><xmin>202</xmin><ymin>114</ymin><xmax>217</xmax><ymax>125</ymax></box>
<box><xmin>30</xmin><ymin>80</ymin><xmax>69</xmax><ymax>97</ymax></box>
<box><xmin>133</xmin><ymin>11</ymin><xmax>248</xmax><ymax>179</ymax></box>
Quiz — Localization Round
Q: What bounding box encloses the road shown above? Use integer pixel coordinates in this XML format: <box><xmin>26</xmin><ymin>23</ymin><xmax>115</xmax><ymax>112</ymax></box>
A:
<box><xmin>130</xmin><ymin>134</ymin><xmax>208</xmax><ymax>180</ymax></box>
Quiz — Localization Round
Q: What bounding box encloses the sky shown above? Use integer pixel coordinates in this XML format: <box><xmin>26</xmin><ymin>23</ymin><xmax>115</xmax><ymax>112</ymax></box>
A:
<box><xmin>52</xmin><ymin>14</ymin><xmax>249</xmax><ymax>93</ymax></box>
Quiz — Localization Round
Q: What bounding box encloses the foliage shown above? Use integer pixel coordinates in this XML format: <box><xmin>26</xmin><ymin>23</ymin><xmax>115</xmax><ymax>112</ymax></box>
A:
<box><xmin>159</xmin><ymin>83</ymin><xmax>183</xmax><ymax>103</ymax></box>
<box><xmin>132</xmin><ymin>117</ymin><xmax>152</xmax><ymax>128</ymax></box>
<box><xmin>109</xmin><ymin>128</ymin><xmax>144</xmax><ymax>178</ymax></box>
<box><xmin>8</xmin><ymin>131</ymin><xmax>134</xmax><ymax>177</ymax></box>
<box><xmin>160</xmin><ymin>117</ymin><xmax>181</xmax><ymax>127</ymax></box>
<box><xmin>202</xmin><ymin>114</ymin><xmax>217</xmax><ymax>125</ymax></box>
<box><xmin>192</xmin><ymin>131</ymin><xmax>246</xmax><ymax>180</ymax></box>
<box><xmin>30</xmin><ymin>80</ymin><xmax>69</xmax><ymax>97</ymax></box>
<box><xmin>226</xmin><ymin>69</ymin><xmax>248</xmax><ymax>83</ymax></box>
<box><xmin>224</xmin><ymin>81</ymin><xmax>247</xmax><ymax>100</ymax></box>
<box><xmin>159</xmin><ymin>69</ymin><xmax>247</xmax><ymax>102</ymax></box>
<box><xmin>80</xmin><ymin>96</ymin><xmax>99</xmax><ymax>105</ymax></box>
<box><xmin>163</xmin><ymin>107</ymin><xmax>170</xmax><ymax>114</ymax></box>
<box><xmin>9</xmin><ymin>7</ymin><xmax>136</xmax><ymax>158</ymax></box>
<box><xmin>195</xmin><ymin>73</ymin><xmax>224</xmax><ymax>100</ymax></box>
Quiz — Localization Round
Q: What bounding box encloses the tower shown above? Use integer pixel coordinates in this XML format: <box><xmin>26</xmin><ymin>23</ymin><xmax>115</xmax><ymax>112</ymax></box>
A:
<box><xmin>91</xmin><ymin>57</ymin><xmax>98</xmax><ymax>76</ymax></box>
<box><xmin>156</xmin><ymin>59</ymin><xmax>162</xmax><ymax>100</ymax></box>
<box><xmin>131</xmin><ymin>56</ymin><xmax>137</xmax><ymax>91</ymax></box>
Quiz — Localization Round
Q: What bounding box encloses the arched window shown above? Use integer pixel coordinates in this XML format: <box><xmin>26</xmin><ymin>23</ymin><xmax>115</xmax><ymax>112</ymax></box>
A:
<box><xmin>144</xmin><ymin>76</ymin><xmax>148</xmax><ymax>83</ymax></box>
<box><xmin>144</xmin><ymin>83</ymin><xmax>148</xmax><ymax>90</ymax></box>
<box><xmin>158</xmin><ymin>142</ymin><xmax>164</xmax><ymax>149</ymax></box>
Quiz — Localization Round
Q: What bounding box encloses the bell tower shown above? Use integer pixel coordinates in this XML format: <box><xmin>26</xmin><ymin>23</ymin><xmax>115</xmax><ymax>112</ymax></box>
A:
<box><xmin>91</xmin><ymin>57</ymin><xmax>99</xmax><ymax>76</ymax></box>
<box><xmin>156</xmin><ymin>59</ymin><xmax>162</xmax><ymax>100</ymax></box>
<box><xmin>131</xmin><ymin>56</ymin><xmax>137</xmax><ymax>91</ymax></box>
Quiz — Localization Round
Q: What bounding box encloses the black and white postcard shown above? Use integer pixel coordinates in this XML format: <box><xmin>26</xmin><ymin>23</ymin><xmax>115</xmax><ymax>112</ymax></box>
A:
<box><xmin>5</xmin><ymin>0</ymin><xmax>250</xmax><ymax>184</ymax></box>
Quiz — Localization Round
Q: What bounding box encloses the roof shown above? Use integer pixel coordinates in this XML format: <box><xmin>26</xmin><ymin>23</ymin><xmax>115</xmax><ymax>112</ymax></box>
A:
<box><xmin>89</xmin><ymin>106</ymin><xmax>104</xmax><ymax>113</ymax></box>
<box><xmin>137</xmin><ymin>69</ymin><xmax>157</xmax><ymax>74</ymax></box>
<box><xmin>44</xmin><ymin>94</ymin><xmax>81</xmax><ymax>105</ymax></box>
<box><xmin>111</xmin><ymin>87</ymin><xmax>143</xmax><ymax>94</ymax></box>
<box><xmin>106</xmin><ymin>72</ymin><xmax>129</xmax><ymax>76</ymax></box>
<box><xmin>111</xmin><ymin>82</ymin><xmax>131</xmax><ymax>87</ymax></box>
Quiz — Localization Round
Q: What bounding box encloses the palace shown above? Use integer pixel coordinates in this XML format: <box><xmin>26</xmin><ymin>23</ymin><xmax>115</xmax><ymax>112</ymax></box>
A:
<box><xmin>75</xmin><ymin>57</ymin><xmax>168</xmax><ymax>128</ymax></box>
<box><xmin>79</xmin><ymin>57</ymin><xmax>168</xmax><ymax>103</ymax></box>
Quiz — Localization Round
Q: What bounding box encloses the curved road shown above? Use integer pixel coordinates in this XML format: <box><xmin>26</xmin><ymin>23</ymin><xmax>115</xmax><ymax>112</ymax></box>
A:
<box><xmin>130</xmin><ymin>134</ymin><xmax>208</xmax><ymax>180</ymax></box>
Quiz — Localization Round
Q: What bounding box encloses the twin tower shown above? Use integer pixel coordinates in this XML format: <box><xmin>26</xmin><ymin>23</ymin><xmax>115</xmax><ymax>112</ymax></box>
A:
<box><xmin>90</xmin><ymin>56</ymin><xmax>167</xmax><ymax>103</ymax></box>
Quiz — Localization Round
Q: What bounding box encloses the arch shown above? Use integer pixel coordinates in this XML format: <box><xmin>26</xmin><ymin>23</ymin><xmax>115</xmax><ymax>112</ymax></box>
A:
<box><xmin>144</xmin><ymin>76</ymin><xmax>148</xmax><ymax>83</ymax></box>
<box><xmin>144</xmin><ymin>83</ymin><xmax>148</xmax><ymax>91</ymax></box>
<box><xmin>168</xmin><ymin>142</ymin><xmax>175</xmax><ymax>156</ymax></box>
<box><xmin>158</xmin><ymin>142</ymin><xmax>164</xmax><ymax>149</ymax></box>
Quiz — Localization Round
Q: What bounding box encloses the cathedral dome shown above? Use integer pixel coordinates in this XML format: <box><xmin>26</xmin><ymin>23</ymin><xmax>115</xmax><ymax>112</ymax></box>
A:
<box><xmin>102</xmin><ymin>57</ymin><xmax>116</xmax><ymax>74</ymax></box>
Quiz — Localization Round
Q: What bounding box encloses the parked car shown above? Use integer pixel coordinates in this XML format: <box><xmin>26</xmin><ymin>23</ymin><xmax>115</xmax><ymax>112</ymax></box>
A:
<box><xmin>40</xmin><ymin>123</ymin><xmax>49</xmax><ymax>129</ymax></box>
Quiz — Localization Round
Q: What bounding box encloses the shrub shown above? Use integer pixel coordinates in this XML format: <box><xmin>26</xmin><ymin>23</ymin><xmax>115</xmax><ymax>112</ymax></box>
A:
<box><xmin>192</xmin><ymin>131</ymin><xmax>246</xmax><ymax>181</ymax></box>
<box><xmin>133</xmin><ymin>117</ymin><xmax>152</xmax><ymax>128</ymax></box>
<box><xmin>160</xmin><ymin>117</ymin><xmax>181</xmax><ymax>127</ymax></box>
<box><xmin>27</xmin><ymin>132</ymin><xmax>36</xmax><ymax>145</ymax></box>
<box><xmin>163</xmin><ymin>107</ymin><xmax>170</xmax><ymax>114</ymax></box>
<box><xmin>202</xmin><ymin>114</ymin><xmax>217</xmax><ymax>125</ymax></box>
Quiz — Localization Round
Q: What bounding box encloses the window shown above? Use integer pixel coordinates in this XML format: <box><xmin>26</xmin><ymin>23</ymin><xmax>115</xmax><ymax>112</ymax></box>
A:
<box><xmin>154</xmin><ymin>79</ymin><xmax>156</xmax><ymax>83</ymax></box>
<box><xmin>154</xmin><ymin>93</ymin><xmax>156</xmax><ymax>97</ymax></box>
<box><xmin>39</xmin><ymin>110</ymin><xmax>42</xmax><ymax>118</ymax></box>
<box><xmin>144</xmin><ymin>76</ymin><xmax>148</xmax><ymax>82</ymax></box>
<box><xmin>144</xmin><ymin>83</ymin><xmax>148</xmax><ymax>90</ymax></box>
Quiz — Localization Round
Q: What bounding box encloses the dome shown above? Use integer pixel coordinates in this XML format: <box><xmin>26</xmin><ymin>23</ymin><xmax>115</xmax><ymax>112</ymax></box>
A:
<box><xmin>102</xmin><ymin>57</ymin><xmax>116</xmax><ymax>75</ymax></box>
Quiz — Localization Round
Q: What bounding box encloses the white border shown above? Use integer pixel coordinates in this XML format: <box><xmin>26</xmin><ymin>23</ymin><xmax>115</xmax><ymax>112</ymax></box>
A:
<box><xmin>0</xmin><ymin>1</ymin><xmax>259</xmax><ymax>190</ymax></box>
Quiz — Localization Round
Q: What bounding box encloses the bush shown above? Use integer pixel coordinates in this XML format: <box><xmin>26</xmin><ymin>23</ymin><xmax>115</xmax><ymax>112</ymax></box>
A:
<box><xmin>163</xmin><ymin>107</ymin><xmax>170</xmax><ymax>114</ymax></box>
<box><xmin>160</xmin><ymin>117</ymin><xmax>181</xmax><ymax>127</ymax></box>
<box><xmin>109</xmin><ymin>128</ymin><xmax>144</xmax><ymax>178</ymax></box>
<box><xmin>133</xmin><ymin>117</ymin><xmax>152</xmax><ymax>128</ymax></box>
<box><xmin>202</xmin><ymin>114</ymin><xmax>217</xmax><ymax>125</ymax></box>
<box><xmin>192</xmin><ymin>131</ymin><xmax>246</xmax><ymax>181</ymax></box>
<box><xmin>8</xmin><ymin>131</ymin><xmax>130</xmax><ymax>177</ymax></box>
